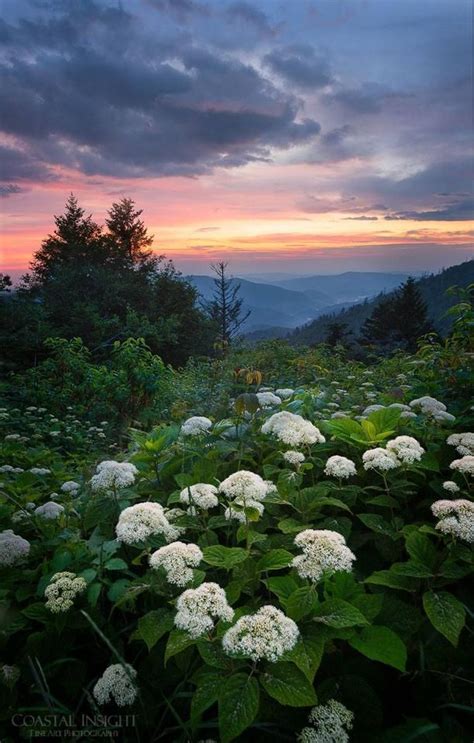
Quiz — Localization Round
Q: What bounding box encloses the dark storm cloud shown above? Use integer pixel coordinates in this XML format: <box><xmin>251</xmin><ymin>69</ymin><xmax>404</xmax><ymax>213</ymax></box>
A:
<box><xmin>226</xmin><ymin>2</ymin><xmax>276</xmax><ymax>36</ymax></box>
<box><xmin>0</xmin><ymin>146</ymin><xmax>54</xmax><ymax>182</ymax></box>
<box><xmin>263</xmin><ymin>45</ymin><xmax>332</xmax><ymax>89</ymax></box>
<box><xmin>0</xmin><ymin>184</ymin><xmax>24</xmax><ymax>198</ymax></box>
<box><xmin>385</xmin><ymin>199</ymin><xmax>474</xmax><ymax>221</ymax></box>
<box><xmin>0</xmin><ymin>3</ymin><xmax>320</xmax><ymax>180</ymax></box>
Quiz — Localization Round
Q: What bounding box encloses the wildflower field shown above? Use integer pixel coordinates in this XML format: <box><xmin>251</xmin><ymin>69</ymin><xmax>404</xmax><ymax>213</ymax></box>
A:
<box><xmin>0</xmin><ymin>308</ymin><xmax>473</xmax><ymax>742</ymax></box>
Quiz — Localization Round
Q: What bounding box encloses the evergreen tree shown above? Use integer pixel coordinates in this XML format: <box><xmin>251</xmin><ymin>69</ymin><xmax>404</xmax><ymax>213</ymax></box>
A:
<box><xmin>392</xmin><ymin>277</ymin><xmax>431</xmax><ymax>351</ymax></box>
<box><xmin>28</xmin><ymin>194</ymin><xmax>105</xmax><ymax>283</ymax></box>
<box><xmin>105</xmin><ymin>197</ymin><xmax>153</xmax><ymax>264</ymax></box>
<box><xmin>206</xmin><ymin>262</ymin><xmax>250</xmax><ymax>352</ymax></box>
<box><xmin>361</xmin><ymin>278</ymin><xmax>431</xmax><ymax>352</ymax></box>
<box><xmin>324</xmin><ymin>321</ymin><xmax>350</xmax><ymax>346</ymax></box>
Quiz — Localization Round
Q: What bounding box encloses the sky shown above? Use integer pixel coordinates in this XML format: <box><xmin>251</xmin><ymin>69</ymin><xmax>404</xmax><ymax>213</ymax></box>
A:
<box><xmin>0</xmin><ymin>0</ymin><xmax>473</xmax><ymax>278</ymax></box>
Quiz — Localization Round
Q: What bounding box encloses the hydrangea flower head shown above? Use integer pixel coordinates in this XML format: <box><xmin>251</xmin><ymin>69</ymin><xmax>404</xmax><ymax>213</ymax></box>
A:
<box><xmin>222</xmin><ymin>605</ymin><xmax>299</xmax><ymax>662</ymax></box>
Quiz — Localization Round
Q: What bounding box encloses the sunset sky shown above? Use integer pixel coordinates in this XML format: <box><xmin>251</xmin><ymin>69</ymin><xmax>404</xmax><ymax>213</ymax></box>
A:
<box><xmin>1</xmin><ymin>0</ymin><xmax>473</xmax><ymax>278</ymax></box>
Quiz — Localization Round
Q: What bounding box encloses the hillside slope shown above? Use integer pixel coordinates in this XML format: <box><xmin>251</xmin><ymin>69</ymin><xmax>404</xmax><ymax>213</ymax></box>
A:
<box><xmin>276</xmin><ymin>271</ymin><xmax>410</xmax><ymax>302</ymax></box>
<box><xmin>289</xmin><ymin>260</ymin><xmax>474</xmax><ymax>346</ymax></box>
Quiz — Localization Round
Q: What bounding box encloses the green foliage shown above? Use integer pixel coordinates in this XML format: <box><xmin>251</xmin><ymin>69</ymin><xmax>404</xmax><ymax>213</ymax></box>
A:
<box><xmin>0</xmin><ymin>298</ymin><xmax>472</xmax><ymax>742</ymax></box>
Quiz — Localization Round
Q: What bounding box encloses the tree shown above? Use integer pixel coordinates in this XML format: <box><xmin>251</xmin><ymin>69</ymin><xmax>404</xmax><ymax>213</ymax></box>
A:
<box><xmin>105</xmin><ymin>197</ymin><xmax>153</xmax><ymax>264</ymax></box>
<box><xmin>27</xmin><ymin>194</ymin><xmax>105</xmax><ymax>284</ymax></box>
<box><xmin>206</xmin><ymin>262</ymin><xmax>250</xmax><ymax>351</ymax></box>
<box><xmin>324</xmin><ymin>321</ymin><xmax>350</xmax><ymax>346</ymax></box>
<box><xmin>0</xmin><ymin>274</ymin><xmax>12</xmax><ymax>292</ymax></box>
<box><xmin>361</xmin><ymin>278</ymin><xmax>431</xmax><ymax>352</ymax></box>
<box><xmin>7</xmin><ymin>195</ymin><xmax>210</xmax><ymax>369</ymax></box>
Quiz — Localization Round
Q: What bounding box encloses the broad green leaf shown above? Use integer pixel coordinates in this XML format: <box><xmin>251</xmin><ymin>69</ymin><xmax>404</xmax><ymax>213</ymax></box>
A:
<box><xmin>87</xmin><ymin>583</ymin><xmax>101</xmax><ymax>607</ymax></box>
<box><xmin>130</xmin><ymin>609</ymin><xmax>174</xmax><ymax>651</ymax></box>
<box><xmin>197</xmin><ymin>640</ymin><xmax>231</xmax><ymax>669</ymax></box>
<box><xmin>391</xmin><ymin>561</ymin><xmax>433</xmax><ymax>578</ymax></box>
<box><xmin>219</xmin><ymin>673</ymin><xmax>259</xmax><ymax>742</ymax></box>
<box><xmin>285</xmin><ymin>586</ymin><xmax>318</xmax><ymax>621</ymax></box>
<box><xmin>257</xmin><ymin>549</ymin><xmax>293</xmax><ymax>572</ymax></box>
<box><xmin>264</xmin><ymin>575</ymin><xmax>299</xmax><ymax>603</ymax></box>
<box><xmin>191</xmin><ymin>670</ymin><xmax>222</xmax><ymax>724</ymax></box>
<box><xmin>202</xmin><ymin>545</ymin><xmax>248</xmax><ymax>569</ymax></box>
<box><xmin>164</xmin><ymin>629</ymin><xmax>195</xmax><ymax>664</ymax></box>
<box><xmin>367</xmin><ymin>407</ymin><xmax>401</xmax><ymax>435</ymax></box>
<box><xmin>351</xmin><ymin>594</ymin><xmax>384</xmax><ymax>622</ymax></box>
<box><xmin>366</xmin><ymin>570</ymin><xmax>417</xmax><ymax>592</ymax></box>
<box><xmin>260</xmin><ymin>662</ymin><xmax>317</xmax><ymax>707</ymax></box>
<box><xmin>349</xmin><ymin>626</ymin><xmax>407</xmax><ymax>671</ymax></box>
<box><xmin>422</xmin><ymin>591</ymin><xmax>466</xmax><ymax>647</ymax></box>
<box><xmin>278</xmin><ymin>518</ymin><xmax>312</xmax><ymax>533</ymax></box>
<box><xmin>313</xmin><ymin>599</ymin><xmax>368</xmax><ymax>628</ymax></box>
<box><xmin>358</xmin><ymin>513</ymin><xmax>396</xmax><ymax>538</ymax></box>
<box><xmin>104</xmin><ymin>558</ymin><xmax>128</xmax><ymax>571</ymax></box>
<box><xmin>405</xmin><ymin>532</ymin><xmax>437</xmax><ymax>570</ymax></box>
<box><xmin>285</xmin><ymin>625</ymin><xmax>325</xmax><ymax>682</ymax></box>
<box><xmin>22</xmin><ymin>603</ymin><xmax>50</xmax><ymax>624</ymax></box>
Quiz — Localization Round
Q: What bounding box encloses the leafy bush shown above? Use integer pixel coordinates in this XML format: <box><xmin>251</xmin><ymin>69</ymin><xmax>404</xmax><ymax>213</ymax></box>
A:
<box><xmin>0</xmin><ymin>353</ymin><xmax>472</xmax><ymax>741</ymax></box>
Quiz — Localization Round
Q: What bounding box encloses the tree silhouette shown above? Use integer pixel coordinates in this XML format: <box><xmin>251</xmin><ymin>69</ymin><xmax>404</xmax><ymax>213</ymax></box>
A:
<box><xmin>361</xmin><ymin>278</ymin><xmax>431</xmax><ymax>352</ymax></box>
<box><xmin>206</xmin><ymin>262</ymin><xmax>250</xmax><ymax>351</ymax></box>
<box><xmin>105</xmin><ymin>197</ymin><xmax>153</xmax><ymax>264</ymax></box>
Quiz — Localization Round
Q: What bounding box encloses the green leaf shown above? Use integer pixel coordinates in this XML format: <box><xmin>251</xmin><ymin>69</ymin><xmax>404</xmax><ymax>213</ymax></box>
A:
<box><xmin>351</xmin><ymin>594</ymin><xmax>384</xmax><ymax>622</ymax></box>
<box><xmin>405</xmin><ymin>532</ymin><xmax>437</xmax><ymax>570</ymax></box>
<box><xmin>191</xmin><ymin>670</ymin><xmax>223</xmax><ymax>724</ymax></box>
<box><xmin>197</xmin><ymin>640</ymin><xmax>231</xmax><ymax>669</ymax></box>
<box><xmin>219</xmin><ymin>673</ymin><xmax>259</xmax><ymax>742</ymax></box>
<box><xmin>130</xmin><ymin>609</ymin><xmax>174</xmax><ymax>651</ymax></box>
<box><xmin>104</xmin><ymin>558</ymin><xmax>129</xmax><ymax>571</ymax></box>
<box><xmin>260</xmin><ymin>662</ymin><xmax>317</xmax><ymax>707</ymax></box>
<box><xmin>87</xmin><ymin>583</ymin><xmax>101</xmax><ymax>607</ymax></box>
<box><xmin>278</xmin><ymin>518</ymin><xmax>311</xmax><ymax>533</ymax></box>
<box><xmin>358</xmin><ymin>513</ymin><xmax>396</xmax><ymax>538</ymax></box>
<box><xmin>349</xmin><ymin>626</ymin><xmax>407</xmax><ymax>671</ymax></box>
<box><xmin>22</xmin><ymin>603</ymin><xmax>50</xmax><ymax>624</ymax></box>
<box><xmin>202</xmin><ymin>545</ymin><xmax>248</xmax><ymax>569</ymax></box>
<box><xmin>366</xmin><ymin>570</ymin><xmax>417</xmax><ymax>592</ymax></box>
<box><xmin>285</xmin><ymin>626</ymin><xmax>325</xmax><ymax>682</ymax></box>
<box><xmin>257</xmin><ymin>549</ymin><xmax>293</xmax><ymax>572</ymax></box>
<box><xmin>422</xmin><ymin>591</ymin><xmax>466</xmax><ymax>647</ymax></box>
<box><xmin>164</xmin><ymin>629</ymin><xmax>195</xmax><ymax>664</ymax></box>
<box><xmin>367</xmin><ymin>407</ymin><xmax>401</xmax><ymax>436</ymax></box>
<box><xmin>313</xmin><ymin>599</ymin><xmax>369</xmax><ymax>628</ymax></box>
<box><xmin>391</xmin><ymin>561</ymin><xmax>433</xmax><ymax>578</ymax></box>
<box><xmin>264</xmin><ymin>575</ymin><xmax>299</xmax><ymax>603</ymax></box>
<box><xmin>285</xmin><ymin>586</ymin><xmax>318</xmax><ymax>621</ymax></box>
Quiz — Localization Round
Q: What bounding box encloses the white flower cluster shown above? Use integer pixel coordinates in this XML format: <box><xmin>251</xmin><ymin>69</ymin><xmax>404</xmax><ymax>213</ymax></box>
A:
<box><xmin>431</xmin><ymin>499</ymin><xmax>474</xmax><ymax>542</ymax></box>
<box><xmin>324</xmin><ymin>455</ymin><xmax>356</xmax><ymax>479</ymax></box>
<box><xmin>276</xmin><ymin>388</ymin><xmax>294</xmax><ymax>399</ymax></box>
<box><xmin>61</xmin><ymin>480</ymin><xmax>80</xmax><ymax>494</ymax></box>
<box><xmin>116</xmin><ymin>502</ymin><xmax>182</xmax><ymax>544</ymax></box>
<box><xmin>34</xmin><ymin>501</ymin><xmax>64</xmax><ymax>520</ymax></box>
<box><xmin>179</xmin><ymin>483</ymin><xmax>219</xmax><ymax>512</ymax></box>
<box><xmin>362</xmin><ymin>404</ymin><xmax>384</xmax><ymax>416</ymax></box>
<box><xmin>222</xmin><ymin>605</ymin><xmax>299</xmax><ymax>662</ymax></box>
<box><xmin>90</xmin><ymin>461</ymin><xmax>138</xmax><ymax>492</ymax></box>
<box><xmin>175</xmin><ymin>582</ymin><xmax>234</xmax><ymax>638</ymax></box>
<box><xmin>29</xmin><ymin>467</ymin><xmax>51</xmax><ymax>475</ymax></box>
<box><xmin>44</xmin><ymin>572</ymin><xmax>87</xmax><ymax>612</ymax></box>
<box><xmin>292</xmin><ymin>529</ymin><xmax>355</xmax><ymax>583</ymax></box>
<box><xmin>283</xmin><ymin>450</ymin><xmax>306</xmax><ymax>466</ymax></box>
<box><xmin>256</xmin><ymin>392</ymin><xmax>282</xmax><ymax>408</ymax></box>
<box><xmin>362</xmin><ymin>447</ymin><xmax>400</xmax><ymax>472</ymax></box>
<box><xmin>409</xmin><ymin>396</ymin><xmax>454</xmax><ymax>422</ymax></box>
<box><xmin>450</xmin><ymin>455</ymin><xmax>474</xmax><ymax>477</ymax></box>
<box><xmin>299</xmin><ymin>700</ymin><xmax>354</xmax><ymax>743</ymax></box>
<box><xmin>0</xmin><ymin>465</ymin><xmax>24</xmax><ymax>474</ymax></box>
<box><xmin>149</xmin><ymin>541</ymin><xmax>203</xmax><ymax>586</ymax></box>
<box><xmin>219</xmin><ymin>470</ymin><xmax>275</xmax><ymax>523</ymax></box>
<box><xmin>442</xmin><ymin>480</ymin><xmax>460</xmax><ymax>493</ymax></box>
<box><xmin>181</xmin><ymin>416</ymin><xmax>213</xmax><ymax>436</ymax></box>
<box><xmin>0</xmin><ymin>530</ymin><xmax>30</xmax><ymax>566</ymax></box>
<box><xmin>93</xmin><ymin>664</ymin><xmax>138</xmax><ymax>707</ymax></box>
<box><xmin>447</xmin><ymin>432</ymin><xmax>474</xmax><ymax>456</ymax></box>
<box><xmin>262</xmin><ymin>411</ymin><xmax>326</xmax><ymax>447</ymax></box>
<box><xmin>386</xmin><ymin>436</ymin><xmax>425</xmax><ymax>464</ymax></box>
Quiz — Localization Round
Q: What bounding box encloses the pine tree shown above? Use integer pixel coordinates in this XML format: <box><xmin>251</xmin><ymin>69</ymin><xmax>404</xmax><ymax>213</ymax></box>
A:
<box><xmin>28</xmin><ymin>194</ymin><xmax>104</xmax><ymax>283</ymax></box>
<box><xmin>392</xmin><ymin>277</ymin><xmax>431</xmax><ymax>351</ymax></box>
<box><xmin>361</xmin><ymin>278</ymin><xmax>431</xmax><ymax>352</ymax></box>
<box><xmin>206</xmin><ymin>262</ymin><xmax>250</xmax><ymax>351</ymax></box>
<box><xmin>105</xmin><ymin>197</ymin><xmax>153</xmax><ymax>264</ymax></box>
<box><xmin>324</xmin><ymin>321</ymin><xmax>350</xmax><ymax>346</ymax></box>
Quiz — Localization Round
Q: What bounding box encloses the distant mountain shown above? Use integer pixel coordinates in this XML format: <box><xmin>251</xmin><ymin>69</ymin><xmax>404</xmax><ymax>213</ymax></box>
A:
<box><xmin>289</xmin><ymin>260</ymin><xmax>474</xmax><ymax>346</ymax></box>
<box><xmin>275</xmin><ymin>272</ymin><xmax>411</xmax><ymax>303</ymax></box>
<box><xmin>187</xmin><ymin>275</ymin><xmax>330</xmax><ymax>332</ymax></box>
